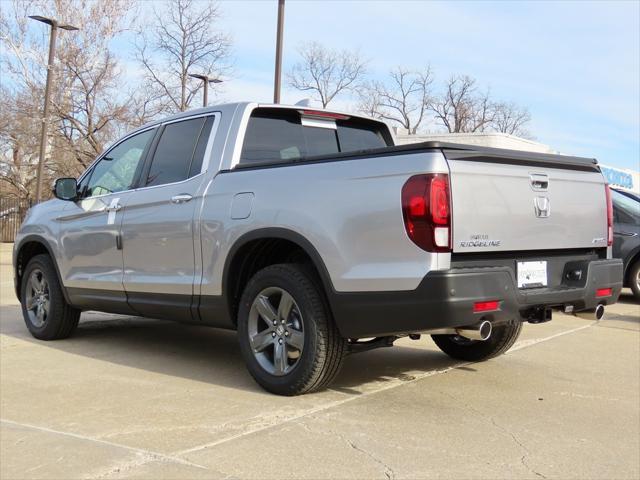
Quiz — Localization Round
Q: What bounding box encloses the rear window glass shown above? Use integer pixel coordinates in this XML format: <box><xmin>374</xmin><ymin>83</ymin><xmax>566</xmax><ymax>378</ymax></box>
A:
<box><xmin>239</xmin><ymin>108</ymin><xmax>390</xmax><ymax>166</ymax></box>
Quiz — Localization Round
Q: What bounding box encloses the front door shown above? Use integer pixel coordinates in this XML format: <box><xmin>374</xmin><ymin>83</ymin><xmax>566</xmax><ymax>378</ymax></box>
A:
<box><xmin>121</xmin><ymin>115</ymin><xmax>215</xmax><ymax>321</ymax></box>
<box><xmin>57</xmin><ymin>128</ymin><xmax>156</xmax><ymax>313</ymax></box>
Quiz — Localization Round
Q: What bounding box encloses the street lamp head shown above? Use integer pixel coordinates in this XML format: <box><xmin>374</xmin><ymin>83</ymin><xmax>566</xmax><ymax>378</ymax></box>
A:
<box><xmin>29</xmin><ymin>15</ymin><xmax>56</xmax><ymax>26</ymax></box>
<box><xmin>189</xmin><ymin>73</ymin><xmax>223</xmax><ymax>84</ymax></box>
<box><xmin>29</xmin><ymin>15</ymin><xmax>79</xmax><ymax>31</ymax></box>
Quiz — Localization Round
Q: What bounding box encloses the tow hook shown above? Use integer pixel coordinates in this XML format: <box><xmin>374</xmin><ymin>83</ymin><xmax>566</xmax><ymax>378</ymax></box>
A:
<box><xmin>525</xmin><ymin>306</ymin><xmax>552</xmax><ymax>324</ymax></box>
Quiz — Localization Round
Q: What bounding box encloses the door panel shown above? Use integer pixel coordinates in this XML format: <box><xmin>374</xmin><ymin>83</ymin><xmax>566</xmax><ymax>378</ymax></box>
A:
<box><xmin>121</xmin><ymin>178</ymin><xmax>204</xmax><ymax>296</ymax></box>
<box><xmin>58</xmin><ymin>192</ymin><xmax>133</xmax><ymax>313</ymax></box>
<box><xmin>120</xmin><ymin>115</ymin><xmax>216</xmax><ymax>321</ymax></box>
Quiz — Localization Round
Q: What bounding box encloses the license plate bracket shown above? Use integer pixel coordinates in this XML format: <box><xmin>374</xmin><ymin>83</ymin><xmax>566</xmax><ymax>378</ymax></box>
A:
<box><xmin>517</xmin><ymin>261</ymin><xmax>548</xmax><ymax>289</ymax></box>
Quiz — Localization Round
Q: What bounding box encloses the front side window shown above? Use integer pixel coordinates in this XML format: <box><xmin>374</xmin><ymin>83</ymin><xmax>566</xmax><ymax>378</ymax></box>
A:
<box><xmin>84</xmin><ymin>129</ymin><xmax>155</xmax><ymax>197</ymax></box>
<box><xmin>145</xmin><ymin>117</ymin><xmax>207</xmax><ymax>187</ymax></box>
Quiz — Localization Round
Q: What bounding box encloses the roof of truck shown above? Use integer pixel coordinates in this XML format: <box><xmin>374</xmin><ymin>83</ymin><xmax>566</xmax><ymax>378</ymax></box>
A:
<box><xmin>133</xmin><ymin>102</ymin><xmax>378</xmax><ymax>131</ymax></box>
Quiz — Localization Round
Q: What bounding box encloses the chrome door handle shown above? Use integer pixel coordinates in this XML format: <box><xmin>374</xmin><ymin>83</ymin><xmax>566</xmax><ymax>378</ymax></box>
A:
<box><xmin>106</xmin><ymin>204</ymin><xmax>122</xmax><ymax>212</ymax></box>
<box><xmin>171</xmin><ymin>194</ymin><xmax>193</xmax><ymax>204</ymax></box>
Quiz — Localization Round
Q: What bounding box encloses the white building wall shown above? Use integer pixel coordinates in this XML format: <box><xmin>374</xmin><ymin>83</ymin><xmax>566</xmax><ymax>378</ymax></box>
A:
<box><xmin>394</xmin><ymin>131</ymin><xmax>557</xmax><ymax>154</ymax></box>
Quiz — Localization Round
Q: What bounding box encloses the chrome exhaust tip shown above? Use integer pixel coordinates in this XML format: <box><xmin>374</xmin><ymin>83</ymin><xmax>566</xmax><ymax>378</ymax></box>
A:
<box><xmin>455</xmin><ymin>320</ymin><xmax>492</xmax><ymax>341</ymax></box>
<box><xmin>574</xmin><ymin>304</ymin><xmax>605</xmax><ymax>321</ymax></box>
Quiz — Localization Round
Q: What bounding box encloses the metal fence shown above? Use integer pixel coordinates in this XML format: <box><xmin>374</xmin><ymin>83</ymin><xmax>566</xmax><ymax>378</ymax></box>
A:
<box><xmin>0</xmin><ymin>197</ymin><xmax>31</xmax><ymax>243</ymax></box>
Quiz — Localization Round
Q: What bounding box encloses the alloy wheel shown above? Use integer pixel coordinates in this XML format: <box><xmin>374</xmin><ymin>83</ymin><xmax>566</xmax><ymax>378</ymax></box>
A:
<box><xmin>25</xmin><ymin>269</ymin><xmax>50</xmax><ymax>328</ymax></box>
<box><xmin>247</xmin><ymin>287</ymin><xmax>305</xmax><ymax>376</ymax></box>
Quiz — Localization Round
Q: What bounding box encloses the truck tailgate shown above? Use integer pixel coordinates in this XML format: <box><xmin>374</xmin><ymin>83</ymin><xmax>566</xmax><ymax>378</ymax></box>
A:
<box><xmin>445</xmin><ymin>149</ymin><xmax>608</xmax><ymax>253</ymax></box>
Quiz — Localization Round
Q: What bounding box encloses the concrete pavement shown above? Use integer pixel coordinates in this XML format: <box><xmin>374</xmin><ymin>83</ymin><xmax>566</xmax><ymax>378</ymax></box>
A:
<box><xmin>1</xmin><ymin>242</ymin><xmax>639</xmax><ymax>479</ymax></box>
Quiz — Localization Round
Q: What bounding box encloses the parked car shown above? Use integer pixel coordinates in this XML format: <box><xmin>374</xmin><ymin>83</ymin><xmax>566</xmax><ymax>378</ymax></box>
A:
<box><xmin>612</xmin><ymin>188</ymin><xmax>640</xmax><ymax>299</ymax></box>
<box><xmin>13</xmin><ymin>103</ymin><xmax>623</xmax><ymax>395</ymax></box>
<box><xmin>613</xmin><ymin>188</ymin><xmax>640</xmax><ymax>203</ymax></box>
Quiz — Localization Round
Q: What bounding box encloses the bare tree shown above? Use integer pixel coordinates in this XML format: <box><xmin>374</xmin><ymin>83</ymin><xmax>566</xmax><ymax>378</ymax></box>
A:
<box><xmin>429</xmin><ymin>75</ymin><xmax>532</xmax><ymax>136</ymax></box>
<box><xmin>491</xmin><ymin>101</ymin><xmax>532</xmax><ymax>137</ymax></box>
<box><xmin>136</xmin><ymin>0</ymin><xmax>231</xmax><ymax>114</ymax></box>
<box><xmin>359</xmin><ymin>66</ymin><xmax>433</xmax><ymax>134</ymax></box>
<box><xmin>288</xmin><ymin>42</ymin><xmax>367</xmax><ymax>108</ymax></box>
<box><xmin>0</xmin><ymin>0</ymin><xmax>134</xmax><ymax>200</ymax></box>
<box><xmin>429</xmin><ymin>75</ymin><xmax>495</xmax><ymax>133</ymax></box>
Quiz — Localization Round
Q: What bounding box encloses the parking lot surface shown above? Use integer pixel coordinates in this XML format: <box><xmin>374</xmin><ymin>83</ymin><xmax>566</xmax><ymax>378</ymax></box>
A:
<box><xmin>1</xmin><ymin>243</ymin><xmax>639</xmax><ymax>479</ymax></box>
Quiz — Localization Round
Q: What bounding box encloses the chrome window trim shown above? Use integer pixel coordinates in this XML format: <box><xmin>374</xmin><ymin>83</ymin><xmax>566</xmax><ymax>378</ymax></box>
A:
<box><xmin>199</xmin><ymin>112</ymin><xmax>221</xmax><ymax>174</ymax></box>
<box><xmin>129</xmin><ymin>112</ymin><xmax>221</xmax><ymax>194</ymax></box>
<box><xmin>229</xmin><ymin>102</ymin><xmax>259</xmax><ymax>170</ymax></box>
<box><xmin>78</xmin><ymin>112</ymin><xmax>220</xmax><ymax>200</ymax></box>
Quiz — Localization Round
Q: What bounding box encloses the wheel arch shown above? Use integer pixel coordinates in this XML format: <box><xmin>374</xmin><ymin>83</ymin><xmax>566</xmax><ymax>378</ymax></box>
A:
<box><xmin>624</xmin><ymin>246</ymin><xmax>640</xmax><ymax>287</ymax></box>
<box><xmin>222</xmin><ymin>228</ymin><xmax>338</xmax><ymax>327</ymax></box>
<box><xmin>14</xmin><ymin>235</ymin><xmax>70</xmax><ymax>304</ymax></box>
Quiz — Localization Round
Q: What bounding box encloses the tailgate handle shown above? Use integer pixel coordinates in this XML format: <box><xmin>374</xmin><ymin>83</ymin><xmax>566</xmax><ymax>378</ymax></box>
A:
<box><xmin>530</xmin><ymin>173</ymin><xmax>549</xmax><ymax>191</ymax></box>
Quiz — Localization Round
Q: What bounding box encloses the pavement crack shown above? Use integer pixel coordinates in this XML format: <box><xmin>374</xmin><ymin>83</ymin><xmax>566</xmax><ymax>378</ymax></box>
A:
<box><xmin>302</xmin><ymin>418</ymin><xmax>396</xmax><ymax>479</ymax></box>
<box><xmin>345</xmin><ymin>438</ymin><xmax>396</xmax><ymax>480</ymax></box>
<box><xmin>438</xmin><ymin>391</ymin><xmax>547</xmax><ymax>479</ymax></box>
<box><xmin>489</xmin><ymin>417</ymin><xmax>547</xmax><ymax>480</ymax></box>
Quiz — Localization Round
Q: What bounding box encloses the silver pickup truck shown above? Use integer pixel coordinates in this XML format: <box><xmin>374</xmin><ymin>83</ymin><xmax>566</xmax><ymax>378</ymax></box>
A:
<box><xmin>13</xmin><ymin>102</ymin><xmax>623</xmax><ymax>395</ymax></box>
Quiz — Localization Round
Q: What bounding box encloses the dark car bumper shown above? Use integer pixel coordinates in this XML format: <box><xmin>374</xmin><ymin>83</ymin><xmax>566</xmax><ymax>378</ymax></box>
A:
<box><xmin>331</xmin><ymin>259</ymin><xmax>623</xmax><ymax>338</ymax></box>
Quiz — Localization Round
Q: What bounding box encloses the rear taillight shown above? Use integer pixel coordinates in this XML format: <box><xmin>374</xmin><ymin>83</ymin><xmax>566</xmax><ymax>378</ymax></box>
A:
<box><xmin>401</xmin><ymin>174</ymin><xmax>451</xmax><ymax>252</ymax></box>
<box><xmin>605</xmin><ymin>184</ymin><xmax>613</xmax><ymax>246</ymax></box>
<box><xmin>596</xmin><ymin>287</ymin><xmax>612</xmax><ymax>298</ymax></box>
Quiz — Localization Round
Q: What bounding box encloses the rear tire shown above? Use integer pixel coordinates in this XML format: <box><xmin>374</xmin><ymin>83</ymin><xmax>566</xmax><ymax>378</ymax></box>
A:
<box><xmin>629</xmin><ymin>260</ymin><xmax>640</xmax><ymax>300</ymax></box>
<box><xmin>431</xmin><ymin>320</ymin><xmax>523</xmax><ymax>362</ymax></box>
<box><xmin>20</xmin><ymin>254</ymin><xmax>80</xmax><ymax>340</ymax></box>
<box><xmin>237</xmin><ymin>264</ymin><xmax>346</xmax><ymax>396</ymax></box>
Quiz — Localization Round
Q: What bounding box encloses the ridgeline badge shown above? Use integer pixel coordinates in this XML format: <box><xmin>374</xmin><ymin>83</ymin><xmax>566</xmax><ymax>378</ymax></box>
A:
<box><xmin>459</xmin><ymin>234</ymin><xmax>501</xmax><ymax>248</ymax></box>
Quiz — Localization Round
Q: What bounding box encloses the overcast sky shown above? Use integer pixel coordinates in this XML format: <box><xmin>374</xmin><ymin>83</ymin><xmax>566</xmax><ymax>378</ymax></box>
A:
<box><xmin>183</xmin><ymin>0</ymin><xmax>639</xmax><ymax>171</ymax></box>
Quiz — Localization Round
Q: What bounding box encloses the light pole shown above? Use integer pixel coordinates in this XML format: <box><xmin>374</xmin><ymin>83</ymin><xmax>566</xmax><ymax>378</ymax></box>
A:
<box><xmin>29</xmin><ymin>15</ymin><xmax>78</xmax><ymax>203</ymax></box>
<box><xmin>188</xmin><ymin>74</ymin><xmax>222</xmax><ymax>107</ymax></box>
<box><xmin>273</xmin><ymin>0</ymin><xmax>285</xmax><ymax>103</ymax></box>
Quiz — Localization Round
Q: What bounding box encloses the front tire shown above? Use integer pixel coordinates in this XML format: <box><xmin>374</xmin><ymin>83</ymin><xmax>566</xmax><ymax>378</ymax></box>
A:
<box><xmin>237</xmin><ymin>264</ymin><xmax>346</xmax><ymax>395</ymax></box>
<box><xmin>431</xmin><ymin>320</ymin><xmax>523</xmax><ymax>362</ymax></box>
<box><xmin>20</xmin><ymin>254</ymin><xmax>80</xmax><ymax>340</ymax></box>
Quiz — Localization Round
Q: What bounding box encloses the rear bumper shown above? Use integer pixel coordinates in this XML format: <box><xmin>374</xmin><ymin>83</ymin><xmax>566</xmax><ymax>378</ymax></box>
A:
<box><xmin>331</xmin><ymin>259</ymin><xmax>623</xmax><ymax>338</ymax></box>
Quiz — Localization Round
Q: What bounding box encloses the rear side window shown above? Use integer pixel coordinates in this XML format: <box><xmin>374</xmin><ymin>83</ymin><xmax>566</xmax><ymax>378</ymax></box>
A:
<box><xmin>612</xmin><ymin>190</ymin><xmax>640</xmax><ymax>225</ymax></box>
<box><xmin>145</xmin><ymin>117</ymin><xmax>208</xmax><ymax>187</ymax></box>
<box><xmin>239</xmin><ymin>108</ymin><xmax>390</xmax><ymax>166</ymax></box>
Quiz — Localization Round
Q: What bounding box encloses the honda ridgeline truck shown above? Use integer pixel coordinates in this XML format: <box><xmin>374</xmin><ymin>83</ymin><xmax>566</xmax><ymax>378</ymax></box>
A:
<box><xmin>13</xmin><ymin>103</ymin><xmax>623</xmax><ymax>395</ymax></box>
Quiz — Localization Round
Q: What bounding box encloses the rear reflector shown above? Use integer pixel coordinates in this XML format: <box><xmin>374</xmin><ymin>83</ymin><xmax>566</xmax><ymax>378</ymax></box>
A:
<box><xmin>473</xmin><ymin>300</ymin><xmax>500</xmax><ymax>313</ymax></box>
<box><xmin>596</xmin><ymin>288</ymin><xmax>612</xmax><ymax>297</ymax></box>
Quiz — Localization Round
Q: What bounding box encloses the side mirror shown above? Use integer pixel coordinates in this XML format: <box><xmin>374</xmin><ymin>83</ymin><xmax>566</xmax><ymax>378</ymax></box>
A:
<box><xmin>53</xmin><ymin>178</ymin><xmax>78</xmax><ymax>201</ymax></box>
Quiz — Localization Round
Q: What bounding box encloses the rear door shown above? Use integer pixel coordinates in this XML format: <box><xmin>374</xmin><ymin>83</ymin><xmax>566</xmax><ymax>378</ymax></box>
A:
<box><xmin>446</xmin><ymin>150</ymin><xmax>608</xmax><ymax>253</ymax></box>
<box><xmin>120</xmin><ymin>114</ymin><xmax>216</xmax><ymax>321</ymax></box>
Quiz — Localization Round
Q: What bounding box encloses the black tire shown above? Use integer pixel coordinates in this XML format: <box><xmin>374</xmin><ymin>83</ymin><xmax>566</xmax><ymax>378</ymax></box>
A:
<box><xmin>20</xmin><ymin>254</ymin><xmax>80</xmax><ymax>340</ymax></box>
<box><xmin>431</xmin><ymin>320</ymin><xmax>523</xmax><ymax>362</ymax></box>
<box><xmin>237</xmin><ymin>264</ymin><xmax>347</xmax><ymax>396</ymax></box>
<box><xmin>629</xmin><ymin>260</ymin><xmax>640</xmax><ymax>300</ymax></box>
